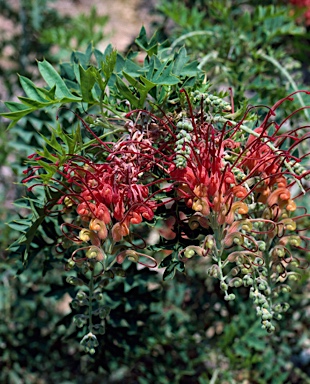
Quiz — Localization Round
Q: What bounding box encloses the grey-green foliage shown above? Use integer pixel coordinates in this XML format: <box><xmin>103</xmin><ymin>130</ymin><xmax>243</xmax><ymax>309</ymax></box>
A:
<box><xmin>158</xmin><ymin>1</ymin><xmax>307</xmax><ymax>111</ymax></box>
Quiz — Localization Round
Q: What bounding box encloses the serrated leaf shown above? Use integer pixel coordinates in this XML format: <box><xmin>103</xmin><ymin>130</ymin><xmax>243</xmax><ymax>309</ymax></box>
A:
<box><xmin>94</xmin><ymin>43</ymin><xmax>113</xmax><ymax>66</ymax></box>
<box><xmin>101</xmin><ymin>49</ymin><xmax>117</xmax><ymax>81</ymax></box>
<box><xmin>79</xmin><ymin>65</ymin><xmax>97</xmax><ymax>102</ymax></box>
<box><xmin>135</xmin><ymin>26</ymin><xmax>159</xmax><ymax>56</ymax></box>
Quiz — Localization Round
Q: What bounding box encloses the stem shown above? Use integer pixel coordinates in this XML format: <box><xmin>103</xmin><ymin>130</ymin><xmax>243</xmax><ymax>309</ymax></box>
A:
<box><xmin>211</xmin><ymin>217</ymin><xmax>229</xmax><ymax>297</ymax></box>
<box><xmin>257</xmin><ymin>51</ymin><xmax>310</xmax><ymax>121</ymax></box>
<box><xmin>88</xmin><ymin>267</ymin><xmax>95</xmax><ymax>333</ymax></box>
<box><xmin>210</xmin><ymin>369</ymin><xmax>219</xmax><ymax>384</ymax></box>
<box><xmin>170</xmin><ymin>31</ymin><xmax>215</xmax><ymax>51</ymax></box>
<box><xmin>198</xmin><ymin>51</ymin><xmax>218</xmax><ymax>70</ymax></box>
<box><xmin>80</xmin><ymin>127</ymin><xmax>124</xmax><ymax>151</ymax></box>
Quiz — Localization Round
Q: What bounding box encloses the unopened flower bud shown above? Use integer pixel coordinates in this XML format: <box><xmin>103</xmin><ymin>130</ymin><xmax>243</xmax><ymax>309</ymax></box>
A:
<box><xmin>66</xmin><ymin>276</ymin><xmax>84</xmax><ymax>286</ymax></box>
<box><xmin>220</xmin><ymin>282</ymin><xmax>228</xmax><ymax>291</ymax></box>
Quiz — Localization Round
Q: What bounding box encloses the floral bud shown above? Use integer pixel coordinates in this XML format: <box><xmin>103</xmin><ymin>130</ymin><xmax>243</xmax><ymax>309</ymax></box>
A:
<box><xmin>281</xmin><ymin>303</ymin><xmax>290</xmax><ymax>312</ymax></box>
<box><xmin>184</xmin><ymin>249</ymin><xmax>195</xmax><ymax>258</ymax></box>
<box><xmin>264</xmin><ymin>287</ymin><xmax>271</xmax><ymax>296</ymax></box>
<box><xmin>290</xmin><ymin>260</ymin><xmax>299</xmax><ymax>268</ymax></box>
<box><xmin>79</xmin><ymin>228</ymin><xmax>91</xmax><ymax>242</ymax></box>
<box><xmin>256</xmin><ymin>307</ymin><xmax>262</xmax><ymax>316</ymax></box>
<box><xmin>95</xmin><ymin>292</ymin><xmax>103</xmax><ymax>301</ymax></box>
<box><xmin>243</xmin><ymin>275</ymin><xmax>254</xmax><ymax>286</ymax></box>
<box><xmin>207</xmin><ymin>265</ymin><xmax>219</xmax><ymax>278</ymax></box>
<box><xmin>66</xmin><ymin>276</ymin><xmax>84</xmax><ymax>286</ymax></box>
<box><xmin>258</xmin><ymin>283</ymin><xmax>267</xmax><ymax>291</ymax></box>
<box><xmin>86</xmin><ymin>246</ymin><xmax>99</xmax><ymax>259</ymax></box>
<box><xmin>220</xmin><ymin>282</ymin><xmax>228</xmax><ymax>291</ymax></box>
<box><xmin>76</xmin><ymin>291</ymin><xmax>87</xmax><ymax>301</ymax></box>
<box><xmin>280</xmin><ymin>286</ymin><xmax>291</xmax><ymax>293</ymax></box>
<box><xmin>232</xmin><ymin>278</ymin><xmax>243</xmax><ymax>288</ymax></box>
<box><xmin>288</xmin><ymin>274</ymin><xmax>298</xmax><ymax>282</ymax></box>
<box><xmin>258</xmin><ymin>241</ymin><xmax>266</xmax><ymax>252</ymax></box>
<box><xmin>71</xmin><ymin>299</ymin><xmax>80</xmax><ymax>310</ymax></box>
<box><xmin>255</xmin><ymin>257</ymin><xmax>264</xmax><ymax>266</ymax></box>
<box><xmin>80</xmin><ymin>332</ymin><xmax>99</xmax><ymax>350</ymax></box>
<box><xmin>73</xmin><ymin>314</ymin><xmax>87</xmax><ymax>328</ymax></box>
<box><xmin>205</xmin><ymin>235</ymin><xmax>215</xmax><ymax>249</ymax></box>
<box><xmin>224</xmin><ymin>293</ymin><xmax>235</xmax><ymax>301</ymax></box>
<box><xmin>272</xmin><ymin>247</ymin><xmax>285</xmax><ymax>258</ymax></box>
<box><xmin>66</xmin><ymin>259</ymin><xmax>76</xmax><ymax>270</ymax></box>
<box><xmin>262</xmin><ymin>310</ymin><xmax>272</xmax><ymax>321</ymax></box>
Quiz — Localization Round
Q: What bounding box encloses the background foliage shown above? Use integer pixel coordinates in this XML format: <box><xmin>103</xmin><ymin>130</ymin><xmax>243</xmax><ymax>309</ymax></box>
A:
<box><xmin>0</xmin><ymin>1</ymin><xmax>309</xmax><ymax>383</ymax></box>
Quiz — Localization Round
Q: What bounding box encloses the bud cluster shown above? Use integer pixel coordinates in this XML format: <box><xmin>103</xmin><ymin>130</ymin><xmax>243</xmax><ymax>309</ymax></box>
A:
<box><xmin>174</xmin><ymin>120</ymin><xmax>193</xmax><ymax>168</ymax></box>
<box><xmin>191</xmin><ymin>90</ymin><xmax>232</xmax><ymax>112</ymax></box>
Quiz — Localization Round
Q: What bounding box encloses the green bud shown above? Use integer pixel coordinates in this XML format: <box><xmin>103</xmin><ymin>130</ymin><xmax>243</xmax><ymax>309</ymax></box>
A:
<box><xmin>76</xmin><ymin>291</ymin><xmax>87</xmax><ymax>301</ymax></box>
<box><xmin>95</xmin><ymin>292</ymin><xmax>103</xmax><ymax>301</ymax></box>
<box><xmin>257</xmin><ymin>241</ymin><xmax>266</xmax><ymax>252</ymax></box>
<box><xmin>258</xmin><ymin>283</ymin><xmax>266</xmax><ymax>291</ymax></box>
<box><xmin>233</xmin><ymin>278</ymin><xmax>243</xmax><ymax>288</ymax></box>
<box><xmin>67</xmin><ymin>259</ymin><xmax>76</xmax><ymax>269</ymax></box>
<box><xmin>288</xmin><ymin>274</ymin><xmax>298</xmax><ymax>282</ymax></box>
<box><xmin>220</xmin><ymin>282</ymin><xmax>228</xmax><ymax>291</ymax></box>
<box><xmin>66</xmin><ymin>276</ymin><xmax>84</xmax><ymax>286</ymax></box>
<box><xmin>262</xmin><ymin>312</ymin><xmax>272</xmax><ymax>321</ymax></box>
<box><xmin>224</xmin><ymin>293</ymin><xmax>235</xmax><ymax>301</ymax></box>
<box><xmin>73</xmin><ymin>315</ymin><xmax>87</xmax><ymax>328</ymax></box>
<box><xmin>254</xmin><ymin>257</ymin><xmax>264</xmax><ymax>266</ymax></box>
<box><xmin>71</xmin><ymin>299</ymin><xmax>80</xmax><ymax>310</ymax></box>
<box><xmin>184</xmin><ymin>249</ymin><xmax>195</xmax><ymax>259</ymax></box>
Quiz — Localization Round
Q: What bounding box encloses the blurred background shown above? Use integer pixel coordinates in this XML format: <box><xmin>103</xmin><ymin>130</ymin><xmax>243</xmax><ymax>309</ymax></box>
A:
<box><xmin>0</xmin><ymin>1</ymin><xmax>309</xmax><ymax>383</ymax></box>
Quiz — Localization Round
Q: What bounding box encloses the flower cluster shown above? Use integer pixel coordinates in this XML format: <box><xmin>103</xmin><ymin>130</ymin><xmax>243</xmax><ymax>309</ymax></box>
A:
<box><xmin>158</xmin><ymin>90</ymin><xmax>309</xmax><ymax>331</ymax></box>
<box><xmin>23</xmin><ymin>89</ymin><xmax>309</xmax><ymax>344</ymax></box>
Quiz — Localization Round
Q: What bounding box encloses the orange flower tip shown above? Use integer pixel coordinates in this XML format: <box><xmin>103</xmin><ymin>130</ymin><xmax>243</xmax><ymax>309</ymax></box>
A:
<box><xmin>286</xmin><ymin>199</ymin><xmax>297</xmax><ymax>212</ymax></box>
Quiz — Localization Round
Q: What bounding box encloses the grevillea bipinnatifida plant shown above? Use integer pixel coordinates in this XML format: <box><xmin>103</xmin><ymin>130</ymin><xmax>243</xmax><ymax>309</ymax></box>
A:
<box><xmin>16</xmin><ymin>89</ymin><xmax>310</xmax><ymax>352</ymax></box>
<box><xmin>2</xmin><ymin>37</ymin><xmax>309</xmax><ymax>354</ymax></box>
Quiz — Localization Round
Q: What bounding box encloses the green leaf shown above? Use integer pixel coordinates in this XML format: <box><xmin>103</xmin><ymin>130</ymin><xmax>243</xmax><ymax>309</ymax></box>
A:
<box><xmin>172</xmin><ymin>47</ymin><xmax>190</xmax><ymax>75</ymax></box>
<box><xmin>158</xmin><ymin>254</ymin><xmax>173</xmax><ymax>268</ymax></box>
<box><xmin>163</xmin><ymin>261</ymin><xmax>179</xmax><ymax>280</ymax></box>
<box><xmin>19</xmin><ymin>75</ymin><xmax>48</xmax><ymax>102</ymax></box>
<box><xmin>17</xmin><ymin>96</ymin><xmax>51</xmax><ymax>109</ymax></box>
<box><xmin>79</xmin><ymin>65</ymin><xmax>97</xmax><ymax>102</ymax></box>
<box><xmin>3</xmin><ymin>101</ymin><xmax>31</xmax><ymax>112</ymax></box>
<box><xmin>116</xmin><ymin>75</ymin><xmax>139</xmax><ymax>108</ymax></box>
<box><xmin>101</xmin><ymin>49</ymin><xmax>117</xmax><ymax>82</ymax></box>
<box><xmin>135</xmin><ymin>26</ymin><xmax>160</xmax><ymax>56</ymax></box>
<box><xmin>38</xmin><ymin>60</ymin><xmax>81</xmax><ymax>101</ymax></box>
